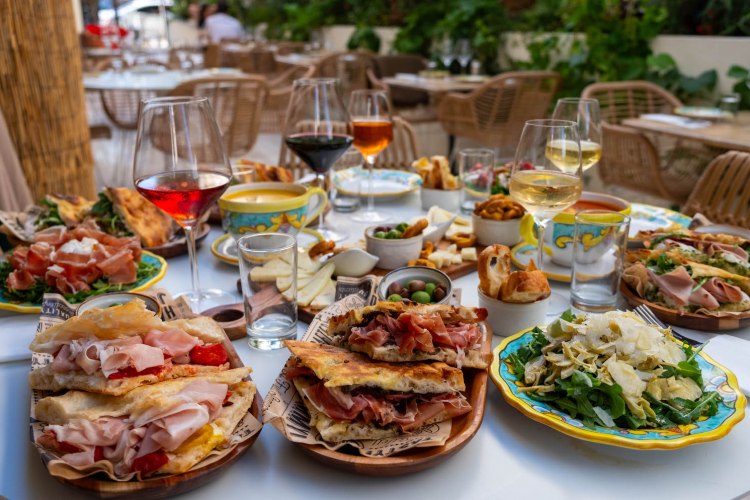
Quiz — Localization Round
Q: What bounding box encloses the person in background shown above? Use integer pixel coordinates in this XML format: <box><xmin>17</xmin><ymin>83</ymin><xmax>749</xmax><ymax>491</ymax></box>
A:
<box><xmin>204</xmin><ymin>1</ymin><xmax>244</xmax><ymax>43</ymax></box>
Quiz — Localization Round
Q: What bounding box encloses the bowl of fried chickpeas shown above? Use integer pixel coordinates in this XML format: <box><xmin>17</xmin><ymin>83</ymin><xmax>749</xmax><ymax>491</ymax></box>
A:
<box><xmin>471</xmin><ymin>194</ymin><xmax>525</xmax><ymax>246</ymax></box>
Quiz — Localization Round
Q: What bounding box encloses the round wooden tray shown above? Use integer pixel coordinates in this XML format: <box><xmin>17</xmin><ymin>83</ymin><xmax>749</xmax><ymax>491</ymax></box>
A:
<box><xmin>620</xmin><ymin>281</ymin><xmax>750</xmax><ymax>331</ymax></box>
<box><xmin>294</xmin><ymin>324</ymin><xmax>490</xmax><ymax>476</ymax></box>
<box><xmin>42</xmin><ymin>332</ymin><xmax>262</xmax><ymax>498</ymax></box>
<box><xmin>146</xmin><ymin>223</ymin><xmax>211</xmax><ymax>259</ymax></box>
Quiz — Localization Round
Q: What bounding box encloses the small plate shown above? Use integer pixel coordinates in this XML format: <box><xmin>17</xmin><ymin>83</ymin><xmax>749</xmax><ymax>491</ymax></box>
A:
<box><xmin>627</xmin><ymin>203</ymin><xmax>692</xmax><ymax>237</ymax></box>
<box><xmin>491</xmin><ymin>327</ymin><xmax>746</xmax><ymax>449</ymax></box>
<box><xmin>333</xmin><ymin>167</ymin><xmax>422</xmax><ymax>199</ymax></box>
<box><xmin>211</xmin><ymin>230</ymin><xmax>323</xmax><ymax>266</ymax></box>
<box><xmin>0</xmin><ymin>251</ymin><xmax>167</xmax><ymax>314</ymax></box>
<box><xmin>674</xmin><ymin>106</ymin><xmax>733</xmax><ymax>121</ymax></box>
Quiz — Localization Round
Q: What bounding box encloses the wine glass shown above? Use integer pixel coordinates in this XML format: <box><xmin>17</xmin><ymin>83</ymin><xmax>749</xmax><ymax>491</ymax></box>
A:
<box><xmin>349</xmin><ymin>89</ymin><xmax>394</xmax><ymax>223</ymax></box>
<box><xmin>133</xmin><ymin>96</ymin><xmax>234</xmax><ymax>311</ymax></box>
<box><xmin>284</xmin><ymin>78</ymin><xmax>353</xmax><ymax>241</ymax></box>
<box><xmin>552</xmin><ymin>98</ymin><xmax>602</xmax><ymax>172</ymax></box>
<box><xmin>439</xmin><ymin>37</ymin><xmax>454</xmax><ymax>73</ymax></box>
<box><xmin>456</xmin><ymin>39</ymin><xmax>472</xmax><ymax>74</ymax></box>
<box><xmin>509</xmin><ymin>119</ymin><xmax>583</xmax><ymax>271</ymax></box>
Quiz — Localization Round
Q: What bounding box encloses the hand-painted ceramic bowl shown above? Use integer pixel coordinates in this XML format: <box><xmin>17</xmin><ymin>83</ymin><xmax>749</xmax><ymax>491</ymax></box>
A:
<box><xmin>219</xmin><ymin>182</ymin><xmax>327</xmax><ymax>240</ymax></box>
<box><xmin>520</xmin><ymin>191</ymin><xmax>631</xmax><ymax>267</ymax></box>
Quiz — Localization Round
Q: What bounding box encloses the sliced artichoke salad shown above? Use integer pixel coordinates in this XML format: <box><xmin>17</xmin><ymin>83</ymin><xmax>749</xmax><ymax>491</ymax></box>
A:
<box><xmin>507</xmin><ymin>310</ymin><xmax>721</xmax><ymax>430</ymax></box>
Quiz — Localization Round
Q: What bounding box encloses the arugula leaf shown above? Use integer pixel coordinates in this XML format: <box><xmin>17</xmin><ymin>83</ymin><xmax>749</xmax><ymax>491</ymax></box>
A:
<box><xmin>91</xmin><ymin>193</ymin><xmax>133</xmax><ymax>238</ymax></box>
<box><xmin>506</xmin><ymin>327</ymin><xmax>548</xmax><ymax>378</ymax></box>
<box><xmin>654</xmin><ymin>253</ymin><xmax>676</xmax><ymax>274</ymax></box>
<box><xmin>34</xmin><ymin>199</ymin><xmax>65</xmax><ymax>229</ymax></box>
<box><xmin>649</xmin><ymin>232</ymin><xmax>686</xmax><ymax>247</ymax></box>
<box><xmin>560</xmin><ymin>309</ymin><xmax>577</xmax><ymax>322</ymax></box>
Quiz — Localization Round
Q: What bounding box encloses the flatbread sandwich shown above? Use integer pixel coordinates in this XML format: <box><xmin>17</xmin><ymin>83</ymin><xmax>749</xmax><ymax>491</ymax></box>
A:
<box><xmin>328</xmin><ymin>301</ymin><xmax>490</xmax><ymax>369</ymax></box>
<box><xmin>35</xmin><ymin>194</ymin><xmax>95</xmax><ymax>229</ymax></box>
<box><xmin>29</xmin><ymin>300</ymin><xmax>233</xmax><ymax>395</ymax></box>
<box><xmin>284</xmin><ymin>341</ymin><xmax>471</xmax><ymax>443</ymax></box>
<box><xmin>34</xmin><ymin>367</ymin><xmax>254</xmax><ymax>478</ymax></box>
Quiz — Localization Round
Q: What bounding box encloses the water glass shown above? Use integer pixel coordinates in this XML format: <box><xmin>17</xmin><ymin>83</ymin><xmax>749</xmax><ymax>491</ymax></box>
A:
<box><xmin>719</xmin><ymin>93</ymin><xmax>740</xmax><ymax>117</ymax></box>
<box><xmin>570</xmin><ymin>210</ymin><xmax>630</xmax><ymax>312</ymax></box>
<box><xmin>330</xmin><ymin>148</ymin><xmax>362</xmax><ymax>212</ymax></box>
<box><xmin>237</xmin><ymin>233</ymin><xmax>298</xmax><ymax>350</ymax></box>
<box><xmin>459</xmin><ymin>148</ymin><xmax>495</xmax><ymax>214</ymax></box>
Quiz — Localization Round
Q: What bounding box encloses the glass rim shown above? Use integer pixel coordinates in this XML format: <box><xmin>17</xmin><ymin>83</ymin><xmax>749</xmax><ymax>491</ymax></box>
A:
<box><xmin>458</xmin><ymin>147</ymin><xmax>495</xmax><ymax>156</ymax></box>
<box><xmin>293</xmin><ymin>78</ymin><xmax>339</xmax><ymax>86</ymax></box>
<box><xmin>524</xmin><ymin>119</ymin><xmax>578</xmax><ymax>128</ymax></box>
<box><xmin>141</xmin><ymin>96</ymin><xmax>209</xmax><ymax>106</ymax></box>
<box><xmin>349</xmin><ymin>88</ymin><xmax>388</xmax><ymax>97</ymax></box>
<box><xmin>574</xmin><ymin>209</ymin><xmax>631</xmax><ymax>226</ymax></box>
<box><xmin>556</xmin><ymin>97</ymin><xmax>599</xmax><ymax>105</ymax></box>
<box><xmin>237</xmin><ymin>232</ymin><xmax>297</xmax><ymax>253</ymax></box>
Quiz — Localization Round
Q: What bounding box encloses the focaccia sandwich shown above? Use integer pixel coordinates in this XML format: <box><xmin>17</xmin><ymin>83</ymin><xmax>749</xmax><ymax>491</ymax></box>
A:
<box><xmin>35</xmin><ymin>368</ymin><xmax>254</xmax><ymax>477</ymax></box>
<box><xmin>328</xmin><ymin>301</ymin><xmax>490</xmax><ymax>369</ymax></box>
<box><xmin>29</xmin><ymin>300</ymin><xmax>232</xmax><ymax>395</ymax></box>
<box><xmin>36</xmin><ymin>194</ymin><xmax>95</xmax><ymax>229</ymax></box>
<box><xmin>284</xmin><ymin>340</ymin><xmax>471</xmax><ymax>443</ymax></box>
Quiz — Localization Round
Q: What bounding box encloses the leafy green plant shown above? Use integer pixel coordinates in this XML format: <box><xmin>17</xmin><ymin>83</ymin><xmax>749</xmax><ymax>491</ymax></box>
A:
<box><xmin>347</xmin><ymin>26</ymin><xmax>381</xmax><ymax>53</ymax></box>
<box><xmin>646</xmin><ymin>53</ymin><xmax>717</xmax><ymax>103</ymax></box>
<box><xmin>727</xmin><ymin>65</ymin><xmax>750</xmax><ymax>110</ymax></box>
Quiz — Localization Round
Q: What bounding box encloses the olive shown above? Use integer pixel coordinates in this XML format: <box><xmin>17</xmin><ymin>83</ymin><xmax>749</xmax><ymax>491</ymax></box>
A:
<box><xmin>433</xmin><ymin>286</ymin><xmax>447</xmax><ymax>302</ymax></box>
<box><xmin>388</xmin><ymin>281</ymin><xmax>403</xmax><ymax>295</ymax></box>
<box><xmin>387</xmin><ymin>293</ymin><xmax>403</xmax><ymax>302</ymax></box>
<box><xmin>385</xmin><ymin>229</ymin><xmax>402</xmax><ymax>239</ymax></box>
<box><xmin>374</xmin><ymin>231</ymin><xmax>387</xmax><ymax>239</ymax></box>
<box><xmin>399</xmin><ymin>287</ymin><xmax>410</xmax><ymax>297</ymax></box>
<box><xmin>396</xmin><ymin>222</ymin><xmax>409</xmax><ymax>232</ymax></box>
<box><xmin>425</xmin><ymin>282</ymin><xmax>436</xmax><ymax>296</ymax></box>
<box><xmin>374</xmin><ymin>226</ymin><xmax>391</xmax><ymax>233</ymax></box>
<box><xmin>408</xmin><ymin>280</ymin><xmax>426</xmax><ymax>292</ymax></box>
<box><xmin>411</xmin><ymin>291</ymin><xmax>431</xmax><ymax>304</ymax></box>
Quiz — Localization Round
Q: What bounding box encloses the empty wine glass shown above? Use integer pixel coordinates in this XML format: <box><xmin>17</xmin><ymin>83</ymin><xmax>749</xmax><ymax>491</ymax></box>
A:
<box><xmin>552</xmin><ymin>98</ymin><xmax>602</xmax><ymax>172</ymax></box>
<box><xmin>456</xmin><ymin>39</ymin><xmax>472</xmax><ymax>74</ymax></box>
<box><xmin>440</xmin><ymin>37</ymin><xmax>454</xmax><ymax>73</ymax></box>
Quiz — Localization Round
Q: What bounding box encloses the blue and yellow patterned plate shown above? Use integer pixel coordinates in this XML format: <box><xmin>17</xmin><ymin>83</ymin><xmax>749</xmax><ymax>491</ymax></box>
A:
<box><xmin>211</xmin><ymin>230</ymin><xmax>323</xmax><ymax>266</ymax></box>
<box><xmin>0</xmin><ymin>251</ymin><xmax>167</xmax><ymax>314</ymax></box>
<box><xmin>333</xmin><ymin>167</ymin><xmax>422</xmax><ymax>198</ymax></box>
<box><xmin>490</xmin><ymin>327</ymin><xmax>746</xmax><ymax>449</ymax></box>
<box><xmin>628</xmin><ymin>203</ymin><xmax>692</xmax><ymax>237</ymax></box>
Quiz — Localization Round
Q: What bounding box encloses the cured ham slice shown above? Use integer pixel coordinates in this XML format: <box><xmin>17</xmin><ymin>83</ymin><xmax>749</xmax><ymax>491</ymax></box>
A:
<box><xmin>7</xmin><ymin>246</ymin><xmax>29</xmax><ymax>269</ymax></box>
<box><xmin>647</xmin><ymin>266</ymin><xmax>694</xmax><ymax>306</ymax></box>
<box><xmin>100</xmin><ymin>343</ymin><xmax>165</xmax><ymax>377</ymax></box>
<box><xmin>143</xmin><ymin>328</ymin><xmax>200</xmax><ymax>358</ymax></box>
<box><xmin>7</xmin><ymin>269</ymin><xmax>35</xmax><ymax>290</ymax></box>
<box><xmin>703</xmin><ymin>277</ymin><xmax>746</xmax><ymax>304</ymax></box>
<box><xmin>34</xmin><ymin>226</ymin><xmax>69</xmax><ymax>246</ymax></box>
<box><xmin>687</xmin><ymin>286</ymin><xmax>720</xmax><ymax>310</ymax></box>
<box><xmin>106</xmin><ymin>258</ymin><xmax>137</xmax><ymax>284</ymax></box>
<box><xmin>25</xmin><ymin>243</ymin><xmax>53</xmax><ymax>275</ymax></box>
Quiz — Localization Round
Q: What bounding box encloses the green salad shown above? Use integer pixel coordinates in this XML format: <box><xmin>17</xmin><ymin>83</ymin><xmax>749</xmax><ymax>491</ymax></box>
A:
<box><xmin>508</xmin><ymin>310</ymin><xmax>720</xmax><ymax>430</ymax></box>
<box><xmin>90</xmin><ymin>193</ymin><xmax>133</xmax><ymax>238</ymax></box>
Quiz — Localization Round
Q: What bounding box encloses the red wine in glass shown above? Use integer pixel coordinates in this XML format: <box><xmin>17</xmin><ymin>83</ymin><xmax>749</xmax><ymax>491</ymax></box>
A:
<box><xmin>135</xmin><ymin>170</ymin><xmax>231</xmax><ymax>225</ymax></box>
<box><xmin>284</xmin><ymin>133</ymin><xmax>353</xmax><ymax>174</ymax></box>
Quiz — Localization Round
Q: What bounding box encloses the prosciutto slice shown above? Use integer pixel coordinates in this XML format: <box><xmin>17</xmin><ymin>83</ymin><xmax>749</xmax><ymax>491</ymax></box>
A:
<box><xmin>687</xmin><ymin>286</ymin><xmax>720</xmax><ymax>310</ymax></box>
<box><xmin>100</xmin><ymin>343</ymin><xmax>165</xmax><ymax>377</ymax></box>
<box><xmin>703</xmin><ymin>277</ymin><xmax>746</xmax><ymax>304</ymax></box>
<box><xmin>34</xmin><ymin>226</ymin><xmax>69</xmax><ymax>246</ymax></box>
<box><xmin>647</xmin><ymin>266</ymin><xmax>694</xmax><ymax>306</ymax></box>
<box><xmin>143</xmin><ymin>328</ymin><xmax>200</xmax><ymax>358</ymax></box>
<box><xmin>43</xmin><ymin>417</ymin><xmax>130</xmax><ymax>467</ymax></box>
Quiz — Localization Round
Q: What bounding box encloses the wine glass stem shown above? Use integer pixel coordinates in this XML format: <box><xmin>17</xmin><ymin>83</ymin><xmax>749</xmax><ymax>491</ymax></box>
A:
<box><xmin>366</xmin><ymin>156</ymin><xmax>376</xmax><ymax>212</ymax></box>
<box><xmin>184</xmin><ymin>224</ymin><xmax>201</xmax><ymax>302</ymax></box>
<box><xmin>535</xmin><ymin>218</ymin><xmax>549</xmax><ymax>271</ymax></box>
<box><xmin>317</xmin><ymin>172</ymin><xmax>328</xmax><ymax>232</ymax></box>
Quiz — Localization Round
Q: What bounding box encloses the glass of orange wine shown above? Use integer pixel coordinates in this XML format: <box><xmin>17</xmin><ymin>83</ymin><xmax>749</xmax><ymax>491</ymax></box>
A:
<box><xmin>133</xmin><ymin>96</ymin><xmax>234</xmax><ymax>311</ymax></box>
<box><xmin>349</xmin><ymin>90</ymin><xmax>394</xmax><ymax>223</ymax></box>
<box><xmin>509</xmin><ymin>119</ymin><xmax>583</xmax><ymax>271</ymax></box>
<box><xmin>551</xmin><ymin>98</ymin><xmax>602</xmax><ymax>172</ymax></box>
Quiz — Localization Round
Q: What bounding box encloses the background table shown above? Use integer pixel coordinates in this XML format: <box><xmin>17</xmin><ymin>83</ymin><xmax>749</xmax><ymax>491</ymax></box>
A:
<box><xmin>2</xmin><ymin>191</ymin><xmax>750</xmax><ymax>499</ymax></box>
<box><xmin>83</xmin><ymin>68</ymin><xmax>243</xmax><ymax>92</ymax></box>
<box><xmin>382</xmin><ymin>75</ymin><xmax>485</xmax><ymax>94</ymax></box>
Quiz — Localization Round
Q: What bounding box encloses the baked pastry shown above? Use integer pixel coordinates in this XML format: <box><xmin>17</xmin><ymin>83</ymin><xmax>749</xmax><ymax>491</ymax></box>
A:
<box><xmin>36</xmin><ymin>194</ymin><xmax>94</xmax><ymax>229</ymax></box>
<box><xmin>328</xmin><ymin>301</ymin><xmax>490</xmax><ymax>369</ymax></box>
<box><xmin>478</xmin><ymin>244</ymin><xmax>550</xmax><ymax>303</ymax></box>
<box><xmin>284</xmin><ymin>341</ymin><xmax>471</xmax><ymax>442</ymax></box>
<box><xmin>412</xmin><ymin>156</ymin><xmax>459</xmax><ymax>190</ymax></box>
<box><xmin>34</xmin><ymin>368</ymin><xmax>254</xmax><ymax>477</ymax></box>
<box><xmin>90</xmin><ymin>187</ymin><xmax>175</xmax><ymax>247</ymax></box>
<box><xmin>29</xmin><ymin>300</ymin><xmax>232</xmax><ymax>395</ymax></box>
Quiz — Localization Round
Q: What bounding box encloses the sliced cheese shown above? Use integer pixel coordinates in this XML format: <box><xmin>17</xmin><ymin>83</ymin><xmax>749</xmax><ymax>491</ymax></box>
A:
<box><xmin>298</xmin><ymin>252</ymin><xmax>322</xmax><ymax>273</ymax></box>
<box><xmin>249</xmin><ymin>259</ymin><xmax>292</xmax><ymax>282</ymax></box>
<box><xmin>428</xmin><ymin>249</ymin><xmax>462</xmax><ymax>268</ymax></box>
<box><xmin>461</xmin><ymin>247</ymin><xmax>478</xmax><ymax>261</ymax></box>
<box><xmin>276</xmin><ymin>269</ymin><xmax>315</xmax><ymax>292</ymax></box>
<box><xmin>310</xmin><ymin>280</ymin><xmax>336</xmax><ymax>309</ymax></box>
<box><xmin>297</xmin><ymin>262</ymin><xmax>335</xmax><ymax>307</ymax></box>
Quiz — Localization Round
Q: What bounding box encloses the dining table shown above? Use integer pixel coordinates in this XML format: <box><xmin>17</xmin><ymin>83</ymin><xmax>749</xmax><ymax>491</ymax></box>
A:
<box><xmin>622</xmin><ymin>111</ymin><xmax>750</xmax><ymax>153</ymax></box>
<box><xmin>82</xmin><ymin>67</ymin><xmax>244</xmax><ymax>92</ymax></box>
<box><xmin>382</xmin><ymin>74</ymin><xmax>487</xmax><ymax>95</ymax></box>
<box><xmin>2</xmin><ymin>190</ymin><xmax>750</xmax><ymax>499</ymax></box>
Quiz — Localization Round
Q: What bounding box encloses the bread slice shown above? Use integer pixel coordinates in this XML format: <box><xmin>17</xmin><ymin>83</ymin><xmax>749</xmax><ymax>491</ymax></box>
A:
<box><xmin>46</xmin><ymin>194</ymin><xmax>94</xmax><ymax>226</ymax></box>
<box><xmin>285</xmin><ymin>340</ymin><xmax>465</xmax><ymax>393</ymax></box>
<box><xmin>105</xmin><ymin>187</ymin><xmax>175</xmax><ymax>248</ymax></box>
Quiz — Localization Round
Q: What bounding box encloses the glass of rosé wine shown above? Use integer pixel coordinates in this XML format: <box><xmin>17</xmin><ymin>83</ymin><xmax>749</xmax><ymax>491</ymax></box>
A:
<box><xmin>133</xmin><ymin>96</ymin><xmax>234</xmax><ymax>311</ymax></box>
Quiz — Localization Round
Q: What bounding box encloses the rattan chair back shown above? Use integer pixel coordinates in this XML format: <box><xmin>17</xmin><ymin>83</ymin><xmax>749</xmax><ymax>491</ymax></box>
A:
<box><xmin>312</xmin><ymin>51</ymin><xmax>374</xmax><ymax>98</ymax></box>
<box><xmin>581</xmin><ymin>80</ymin><xmax>682</xmax><ymax>125</ymax></box>
<box><xmin>260</xmin><ymin>65</ymin><xmax>315</xmax><ymax>134</ymax></box>
<box><xmin>377</xmin><ymin>116</ymin><xmax>419</xmax><ymax>171</ymax></box>
<box><xmin>682</xmin><ymin>151</ymin><xmax>750</xmax><ymax>227</ymax></box>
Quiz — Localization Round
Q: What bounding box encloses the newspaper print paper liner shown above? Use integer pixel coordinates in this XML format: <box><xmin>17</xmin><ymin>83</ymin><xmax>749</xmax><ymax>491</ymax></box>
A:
<box><xmin>29</xmin><ymin>290</ymin><xmax>263</xmax><ymax>482</ymax></box>
<box><xmin>263</xmin><ymin>280</ymin><xmax>460</xmax><ymax>457</ymax></box>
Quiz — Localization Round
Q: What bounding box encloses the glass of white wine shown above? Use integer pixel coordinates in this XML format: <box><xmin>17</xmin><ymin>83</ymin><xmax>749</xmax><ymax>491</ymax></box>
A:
<box><xmin>550</xmin><ymin>97</ymin><xmax>602</xmax><ymax>172</ymax></box>
<box><xmin>509</xmin><ymin>119</ymin><xmax>583</xmax><ymax>271</ymax></box>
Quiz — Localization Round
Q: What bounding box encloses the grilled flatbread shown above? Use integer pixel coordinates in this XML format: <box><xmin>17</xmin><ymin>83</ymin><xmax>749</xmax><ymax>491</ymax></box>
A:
<box><xmin>36</xmin><ymin>194</ymin><xmax>94</xmax><ymax>228</ymax></box>
<box><xmin>103</xmin><ymin>187</ymin><xmax>175</xmax><ymax>247</ymax></box>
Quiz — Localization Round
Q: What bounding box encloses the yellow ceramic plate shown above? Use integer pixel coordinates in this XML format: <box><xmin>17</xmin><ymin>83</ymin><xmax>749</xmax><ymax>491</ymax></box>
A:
<box><xmin>491</xmin><ymin>327</ymin><xmax>746</xmax><ymax>449</ymax></box>
<box><xmin>333</xmin><ymin>167</ymin><xmax>422</xmax><ymax>198</ymax></box>
<box><xmin>0</xmin><ymin>251</ymin><xmax>167</xmax><ymax>314</ymax></box>
<box><xmin>211</xmin><ymin>230</ymin><xmax>324</xmax><ymax>266</ymax></box>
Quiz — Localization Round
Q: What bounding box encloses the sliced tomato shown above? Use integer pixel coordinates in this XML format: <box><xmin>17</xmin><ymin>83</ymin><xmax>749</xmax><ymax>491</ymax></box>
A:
<box><xmin>189</xmin><ymin>343</ymin><xmax>228</xmax><ymax>366</ymax></box>
<box><xmin>94</xmin><ymin>446</ymin><xmax>105</xmax><ymax>462</ymax></box>
<box><xmin>222</xmin><ymin>390</ymin><xmax>234</xmax><ymax>406</ymax></box>
<box><xmin>107</xmin><ymin>365</ymin><xmax>164</xmax><ymax>380</ymax></box>
<box><xmin>58</xmin><ymin>440</ymin><xmax>82</xmax><ymax>454</ymax></box>
<box><xmin>131</xmin><ymin>451</ymin><xmax>169</xmax><ymax>475</ymax></box>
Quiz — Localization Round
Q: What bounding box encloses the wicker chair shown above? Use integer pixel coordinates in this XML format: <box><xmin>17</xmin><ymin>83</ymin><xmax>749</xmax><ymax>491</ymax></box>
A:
<box><xmin>582</xmin><ymin>80</ymin><xmax>711</xmax><ymax>203</ymax></box>
<box><xmin>168</xmin><ymin>75</ymin><xmax>269</xmax><ymax>157</ymax></box>
<box><xmin>437</xmin><ymin>71</ymin><xmax>561</xmax><ymax>154</ymax></box>
<box><xmin>259</xmin><ymin>65</ymin><xmax>315</xmax><ymax>134</ymax></box>
<box><xmin>682</xmin><ymin>151</ymin><xmax>750</xmax><ymax>228</ymax></box>
<box><xmin>312</xmin><ymin>51</ymin><xmax>375</xmax><ymax>98</ymax></box>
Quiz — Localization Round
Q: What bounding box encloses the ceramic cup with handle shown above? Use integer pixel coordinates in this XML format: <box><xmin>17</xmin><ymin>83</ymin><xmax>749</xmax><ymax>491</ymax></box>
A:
<box><xmin>519</xmin><ymin>191</ymin><xmax>631</xmax><ymax>267</ymax></box>
<box><xmin>219</xmin><ymin>182</ymin><xmax>327</xmax><ymax>240</ymax></box>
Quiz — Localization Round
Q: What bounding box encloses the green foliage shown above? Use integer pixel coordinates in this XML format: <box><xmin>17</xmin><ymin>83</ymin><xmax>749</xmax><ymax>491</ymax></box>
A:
<box><xmin>347</xmin><ymin>26</ymin><xmax>381</xmax><ymax>53</ymax></box>
<box><xmin>727</xmin><ymin>65</ymin><xmax>750</xmax><ymax>110</ymax></box>
<box><xmin>646</xmin><ymin>53</ymin><xmax>717</xmax><ymax>103</ymax></box>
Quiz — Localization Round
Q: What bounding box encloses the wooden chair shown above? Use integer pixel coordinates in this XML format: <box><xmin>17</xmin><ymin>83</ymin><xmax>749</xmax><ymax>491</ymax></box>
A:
<box><xmin>682</xmin><ymin>151</ymin><xmax>750</xmax><ymax>228</ymax></box>
<box><xmin>259</xmin><ymin>65</ymin><xmax>315</xmax><ymax>134</ymax></box>
<box><xmin>168</xmin><ymin>75</ymin><xmax>269</xmax><ymax>157</ymax></box>
<box><xmin>582</xmin><ymin>80</ymin><xmax>710</xmax><ymax>203</ymax></box>
<box><xmin>437</xmin><ymin>71</ymin><xmax>561</xmax><ymax>154</ymax></box>
<box><xmin>312</xmin><ymin>51</ymin><xmax>375</xmax><ymax>98</ymax></box>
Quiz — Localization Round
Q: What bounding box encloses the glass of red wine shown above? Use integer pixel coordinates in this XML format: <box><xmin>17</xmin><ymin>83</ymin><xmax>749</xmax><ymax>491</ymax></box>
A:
<box><xmin>283</xmin><ymin>78</ymin><xmax>353</xmax><ymax>241</ymax></box>
<box><xmin>133</xmin><ymin>96</ymin><xmax>234</xmax><ymax>311</ymax></box>
<box><xmin>349</xmin><ymin>89</ymin><xmax>393</xmax><ymax>223</ymax></box>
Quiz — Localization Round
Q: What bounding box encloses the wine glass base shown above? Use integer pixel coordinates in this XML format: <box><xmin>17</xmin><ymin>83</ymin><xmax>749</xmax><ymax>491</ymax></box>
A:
<box><xmin>177</xmin><ymin>288</ymin><xmax>237</xmax><ymax>313</ymax></box>
<box><xmin>350</xmin><ymin>210</ymin><xmax>391</xmax><ymax>223</ymax></box>
<box><xmin>316</xmin><ymin>227</ymin><xmax>348</xmax><ymax>242</ymax></box>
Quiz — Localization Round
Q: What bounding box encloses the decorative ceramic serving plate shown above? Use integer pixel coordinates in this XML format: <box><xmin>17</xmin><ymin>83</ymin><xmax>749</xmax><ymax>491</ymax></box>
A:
<box><xmin>0</xmin><ymin>251</ymin><xmax>167</xmax><ymax>314</ymax></box>
<box><xmin>491</xmin><ymin>328</ymin><xmax>746</xmax><ymax>449</ymax></box>
<box><xmin>210</xmin><ymin>230</ymin><xmax>322</xmax><ymax>266</ymax></box>
<box><xmin>333</xmin><ymin>167</ymin><xmax>422</xmax><ymax>198</ymax></box>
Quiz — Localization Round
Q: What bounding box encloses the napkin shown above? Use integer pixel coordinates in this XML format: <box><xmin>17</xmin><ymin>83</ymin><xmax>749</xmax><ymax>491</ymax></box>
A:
<box><xmin>639</xmin><ymin>113</ymin><xmax>711</xmax><ymax>129</ymax></box>
<box><xmin>703</xmin><ymin>334</ymin><xmax>750</xmax><ymax>397</ymax></box>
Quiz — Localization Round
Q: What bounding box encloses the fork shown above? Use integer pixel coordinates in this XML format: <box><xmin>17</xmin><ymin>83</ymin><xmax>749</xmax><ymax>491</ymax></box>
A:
<box><xmin>633</xmin><ymin>304</ymin><xmax>702</xmax><ymax>347</ymax></box>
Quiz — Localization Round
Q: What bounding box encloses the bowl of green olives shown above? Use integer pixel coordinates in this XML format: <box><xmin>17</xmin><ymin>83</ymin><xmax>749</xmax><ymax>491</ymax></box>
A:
<box><xmin>377</xmin><ymin>266</ymin><xmax>452</xmax><ymax>305</ymax></box>
<box><xmin>365</xmin><ymin>224</ymin><xmax>423</xmax><ymax>270</ymax></box>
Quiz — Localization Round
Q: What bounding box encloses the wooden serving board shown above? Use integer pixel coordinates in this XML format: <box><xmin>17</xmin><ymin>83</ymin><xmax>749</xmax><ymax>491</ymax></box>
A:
<box><xmin>51</xmin><ymin>330</ymin><xmax>263</xmax><ymax>498</ymax></box>
<box><xmin>368</xmin><ymin>241</ymin><xmax>483</xmax><ymax>281</ymax></box>
<box><xmin>146</xmin><ymin>223</ymin><xmax>211</xmax><ymax>259</ymax></box>
<box><xmin>295</xmin><ymin>323</ymin><xmax>491</xmax><ymax>475</ymax></box>
<box><xmin>620</xmin><ymin>281</ymin><xmax>750</xmax><ymax>331</ymax></box>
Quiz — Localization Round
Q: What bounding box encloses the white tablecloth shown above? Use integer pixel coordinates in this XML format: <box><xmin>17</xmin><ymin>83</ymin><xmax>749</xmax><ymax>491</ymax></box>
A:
<box><xmin>2</xmin><ymin>191</ymin><xmax>750</xmax><ymax>499</ymax></box>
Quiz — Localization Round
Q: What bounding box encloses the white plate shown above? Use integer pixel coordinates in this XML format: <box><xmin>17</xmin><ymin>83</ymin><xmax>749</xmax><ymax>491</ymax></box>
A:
<box><xmin>674</xmin><ymin>106</ymin><xmax>733</xmax><ymax>120</ymax></box>
<box><xmin>333</xmin><ymin>167</ymin><xmax>422</xmax><ymax>198</ymax></box>
<box><xmin>211</xmin><ymin>230</ymin><xmax>323</xmax><ymax>266</ymax></box>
